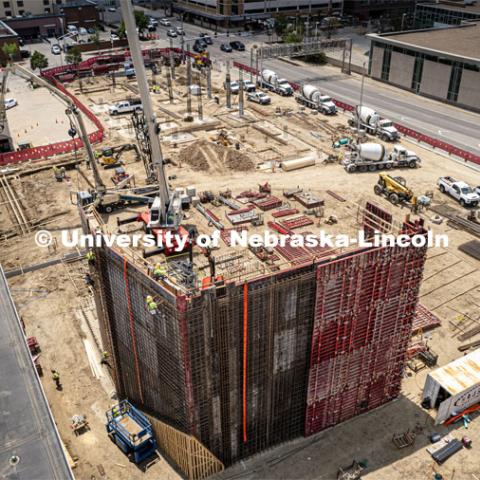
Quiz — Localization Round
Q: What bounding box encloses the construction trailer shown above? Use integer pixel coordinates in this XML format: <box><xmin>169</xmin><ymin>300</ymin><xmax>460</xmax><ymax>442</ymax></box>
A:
<box><xmin>82</xmin><ymin>203</ymin><xmax>428</xmax><ymax>467</ymax></box>
<box><xmin>422</xmin><ymin>349</ymin><xmax>480</xmax><ymax>424</ymax></box>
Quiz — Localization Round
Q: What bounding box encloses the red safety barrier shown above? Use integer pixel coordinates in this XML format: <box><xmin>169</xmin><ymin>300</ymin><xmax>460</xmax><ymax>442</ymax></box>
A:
<box><xmin>0</xmin><ymin>76</ymin><xmax>104</xmax><ymax>166</ymax></box>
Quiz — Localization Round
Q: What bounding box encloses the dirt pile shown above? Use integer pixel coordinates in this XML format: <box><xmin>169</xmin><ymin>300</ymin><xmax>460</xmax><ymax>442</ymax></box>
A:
<box><xmin>176</xmin><ymin>140</ymin><xmax>254</xmax><ymax>172</ymax></box>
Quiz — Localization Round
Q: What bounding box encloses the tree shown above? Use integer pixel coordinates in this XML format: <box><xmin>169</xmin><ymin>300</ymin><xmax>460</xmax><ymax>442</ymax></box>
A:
<box><xmin>274</xmin><ymin>14</ymin><xmax>288</xmax><ymax>38</ymax></box>
<box><xmin>65</xmin><ymin>46</ymin><xmax>82</xmax><ymax>65</ymax></box>
<box><xmin>30</xmin><ymin>50</ymin><xmax>48</xmax><ymax>71</ymax></box>
<box><xmin>283</xmin><ymin>31</ymin><xmax>303</xmax><ymax>44</ymax></box>
<box><xmin>118</xmin><ymin>10</ymin><xmax>149</xmax><ymax>38</ymax></box>
<box><xmin>2</xmin><ymin>42</ymin><xmax>18</xmax><ymax>65</ymax></box>
<box><xmin>91</xmin><ymin>28</ymin><xmax>100</xmax><ymax>47</ymax></box>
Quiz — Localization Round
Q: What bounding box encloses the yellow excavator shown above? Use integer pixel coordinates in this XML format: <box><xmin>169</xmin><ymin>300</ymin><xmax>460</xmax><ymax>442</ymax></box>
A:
<box><xmin>374</xmin><ymin>173</ymin><xmax>430</xmax><ymax>211</ymax></box>
<box><xmin>95</xmin><ymin>143</ymin><xmax>141</xmax><ymax>168</ymax></box>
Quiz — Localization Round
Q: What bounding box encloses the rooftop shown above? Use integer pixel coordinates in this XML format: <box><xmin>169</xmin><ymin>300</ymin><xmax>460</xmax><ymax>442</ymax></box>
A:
<box><xmin>419</xmin><ymin>1</ymin><xmax>480</xmax><ymax>14</ymax></box>
<box><xmin>0</xmin><ymin>19</ymin><xmax>18</xmax><ymax>38</ymax></box>
<box><xmin>0</xmin><ymin>266</ymin><xmax>73</xmax><ymax>479</ymax></box>
<box><xmin>367</xmin><ymin>23</ymin><xmax>480</xmax><ymax>61</ymax></box>
<box><xmin>429</xmin><ymin>348</ymin><xmax>480</xmax><ymax>396</ymax></box>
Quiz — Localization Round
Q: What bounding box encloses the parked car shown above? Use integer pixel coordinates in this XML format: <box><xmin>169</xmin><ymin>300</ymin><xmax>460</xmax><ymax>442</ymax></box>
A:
<box><xmin>107</xmin><ymin>7</ymin><xmax>116</xmax><ymax>12</ymax></box>
<box><xmin>147</xmin><ymin>24</ymin><xmax>157</xmax><ymax>32</ymax></box>
<box><xmin>437</xmin><ymin>176</ymin><xmax>480</xmax><ymax>207</ymax></box>
<box><xmin>241</xmin><ymin>80</ymin><xmax>256</xmax><ymax>92</ymax></box>
<box><xmin>199</xmin><ymin>33</ymin><xmax>213</xmax><ymax>44</ymax></box>
<box><xmin>224</xmin><ymin>81</ymin><xmax>240</xmax><ymax>94</ymax></box>
<box><xmin>167</xmin><ymin>28</ymin><xmax>177</xmax><ymax>37</ymax></box>
<box><xmin>220</xmin><ymin>43</ymin><xmax>232</xmax><ymax>52</ymax></box>
<box><xmin>79</xmin><ymin>27</ymin><xmax>88</xmax><ymax>35</ymax></box>
<box><xmin>108</xmin><ymin>99</ymin><xmax>143</xmax><ymax>115</ymax></box>
<box><xmin>149</xmin><ymin>17</ymin><xmax>158</xmax><ymax>27</ymax></box>
<box><xmin>51</xmin><ymin>44</ymin><xmax>61</xmax><ymax>55</ymax></box>
<box><xmin>159</xmin><ymin>18</ymin><xmax>171</xmax><ymax>26</ymax></box>
<box><xmin>67</xmin><ymin>25</ymin><xmax>78</xmax><ymax>34</ymax></box>
<box><xmin>20</xmin><ymin>49</ymin><xmax>30</xmax><ymax>59</ymax></box>
<box><xmin>176</xmin><ymin>26</ymin><xmax>185</xmax><ymax>35</ymax></box>
<box><xmin>247</xmin><ymin>92</ymin><xmax>271</xmax><ymax>105</ymax></box>
<box><xmin>87</xmin><ymin>27</ymin><xmax>96</xmax><ymax>34</ymax></box>
<box><xmin>110</xmin><ymin>33</ymin><xmax>120</xmax><ymax>41</ymax></box>
<box><xmin>230</xmin><ymin>41</ymin><xmax>245</xmax><ymax>51</ymax></box>
<box><xmin>193</xmin><ymin>40</ymin><xmax>207</xmax><ymax>53</ymax></box>
<box><xmin>4</xmin><ymin>98</ymin><xmax>17</xmax><ymax>109</ymax></box>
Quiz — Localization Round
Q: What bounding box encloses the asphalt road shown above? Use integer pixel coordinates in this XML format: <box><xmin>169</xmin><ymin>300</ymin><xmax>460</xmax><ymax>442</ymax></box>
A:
<box><xmin>37</xmin><ymin>8</ymin><xmax>480</xmax><ymax>157</ymax></box>
<box><xmin>143</xmin><ymin>14</ymin><xmax>480</xmax><ymax>157</ymax></box>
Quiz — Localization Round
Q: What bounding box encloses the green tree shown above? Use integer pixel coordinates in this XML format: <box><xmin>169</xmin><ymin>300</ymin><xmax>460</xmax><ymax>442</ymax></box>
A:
<box><xmin>91</xmin><ymin>28</ymin><xmax>100</xmax><ymax>47</ymax></box>
<box><xmin>118</xmin><ymin>10</ymin><xmax>149</xmax><ymax>38</ymax></box>
<box><xmin>2</xmin><ymin>42</ymin><xmax>18</xmax><ymax>64</ymax></box>
<box><xmin>283</xmin><ymin>31</ymin><xmax>303</xmax><ymax>44</ymax></box>
<box><xmin>65</xmin><ymin>46</ymin><xmax>82</xmax><ymax>65</ymax></box>
<box><xmin>30</xmin><ymin>50</ymin><xmax>48</xmax><ymax>71</ymax></box>
<box><xmin>274</xmin><ymin>14</ymin><xmax>288</xmax><ymax>38</ymax></box>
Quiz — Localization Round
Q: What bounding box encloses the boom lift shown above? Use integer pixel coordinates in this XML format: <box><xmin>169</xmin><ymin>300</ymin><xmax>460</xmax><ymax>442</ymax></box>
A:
<box><xmin>118</xmin><ymin>0</ymin><xmax>189</xmax><ymax>252</ymax></box>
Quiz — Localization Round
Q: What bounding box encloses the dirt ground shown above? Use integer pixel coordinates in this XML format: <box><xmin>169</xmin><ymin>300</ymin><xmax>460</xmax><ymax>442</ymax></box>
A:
<box><xmin>2</xmin><ymin>62</ymin><xmax>480</xmax><ymax>480</ymax></box>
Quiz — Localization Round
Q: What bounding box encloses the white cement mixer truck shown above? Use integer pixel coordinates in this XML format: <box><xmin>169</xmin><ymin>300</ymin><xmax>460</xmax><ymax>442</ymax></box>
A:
<box><xmin>342</xmin><ymin>143</ymin><xmax>420</xmax><ymax>173</ymax></box>
<box><xmin>348</xmin><ymin>106</ymin><xmax>400</xmax><ymax>142</ymax></box>
<box><xmin>295</xmin><ymin>84</ymin><xmax>337</xmax><ymax>115</ymax></box>
<box><xmin>258</xmin><ymin>69</ymin><xmax>293</xmax><ymax>96</ymax></box>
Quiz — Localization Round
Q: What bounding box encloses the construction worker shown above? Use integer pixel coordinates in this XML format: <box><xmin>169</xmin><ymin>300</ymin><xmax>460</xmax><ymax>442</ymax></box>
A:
<box><xmin>153</xmin><ymin>263</ymin><xmax>167</xmax><ymax>280</ymax></box>
<box><xmin>146</xmin><ymin>295</ymin><xmax>158</xmax><ymax>315</ymax></box>
<box><xmin>100</xmin><ymin>351</ymin><xmax>110</xmax><ymax>366</ymax></box>
<box><xmin>84</xmin><ymin>273</ymin><xmax>94</xmax><ymax>287</ymax></box>
<box><xmin>51</xmin><ymin>369</ymin><xmax>61</xmax><ymax>390</ymax></box>
<box><xmin>52</xmin><ymin>165</ymin><xmax>65</xmax><ymax>182</ymax></box>
<box><xmin>152</xmin><ymin>84</ymin><xmax>161</xmax><ymax>94</ymax></box>
<box><xmin>86</xmin><ymin>250</ymin><xmax>95</xmax><ymax>265</ymax></box>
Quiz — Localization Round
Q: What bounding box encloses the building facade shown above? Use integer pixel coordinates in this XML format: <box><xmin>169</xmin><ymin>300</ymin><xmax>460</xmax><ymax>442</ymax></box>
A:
<box><xmin>174</xmin><ymin>0</ymin><xmax>343</xmax><ymax>27</ymax></box>
<box><xmin>367</xmin><ymin>23</ymin><xmax>480</xmax><ymax>111</ymax></box>
<box><xmin>4</xmin><ymin>14</ymin><xmax>64</xmax><ymax>39</ymax></box>
<box><xmin>415</xmin><ymin>1</ymin><xmax>480</xmax><ymax>28</ymax></box>
<box><xmin>343</xmin><ymin>0</ymin><xmax>416</xmax><ymax>21</ymax></box>
<box><xmin>54</xmin><ymin>1</ymin><xmax>99</xmax><ymax>28</ymax></box>
<box><xmin>0</xmin><ymin>0</ymin><xmax>63</xmax><ymax>18</ymax></box>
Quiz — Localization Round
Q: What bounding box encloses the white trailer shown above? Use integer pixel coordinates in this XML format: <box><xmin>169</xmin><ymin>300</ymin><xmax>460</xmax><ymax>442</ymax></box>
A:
<box><xmin>422</xmin><ymin>349</ymin><xmax>480</xmax><ymax>424</ymax></box>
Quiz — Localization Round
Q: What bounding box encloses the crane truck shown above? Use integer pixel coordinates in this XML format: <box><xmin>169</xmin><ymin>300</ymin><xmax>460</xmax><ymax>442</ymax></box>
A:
<box><xmin>348</xmin><ymin>106</ymin><xmax>400</xmax><ymax>142</ymax></box>
<box><xmin>342</xmin><ymin>143</ymin><xmax>421</xmax><ymax>173</ymax></box>
<box><xmin>295</xmin><ymin>84</ymin><xmax>337</xmax><ymax>115</ymax></box>
<box><xmin>258</xmin><ymin>69</ymin><xmax>293</xmax><ymax>96</ymax></box>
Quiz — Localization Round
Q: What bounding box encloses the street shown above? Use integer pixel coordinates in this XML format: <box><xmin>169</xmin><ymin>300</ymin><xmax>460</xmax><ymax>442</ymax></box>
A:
<box><xmin>29</xmin><ymin>9</ymin><xmax>480</xmax><ymax>157</ymax></box>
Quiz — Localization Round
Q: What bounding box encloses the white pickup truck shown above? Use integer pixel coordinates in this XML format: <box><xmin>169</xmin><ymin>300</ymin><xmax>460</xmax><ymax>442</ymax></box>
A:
<box><xmin>437</xmin><ymin>176</ymin><xmax>480</xmax><ymax>207</ymax></box>
<box><xmin>108</xmin><ymin>99</ymin><xmax>143</xmax><ymax>116</ymax></box>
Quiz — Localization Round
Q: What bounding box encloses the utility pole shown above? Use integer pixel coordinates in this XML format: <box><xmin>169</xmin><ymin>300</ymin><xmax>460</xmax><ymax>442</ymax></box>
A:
<box><xmin>120</xmin><ymin>0</ymin><xmax>168</xmax><ymax>218</ymax></box>
<box><xmin>167</xmin><ymin>69</ymin><xmax>173</xmax><ymax>104</ymax></box>
<box><xmin>169</xmin><ymin>37</ymin><xmax>175</xmax><ymax>80</ymax></box>
<box><xmin>197</xmin><ymin>72</ymin><xmax>203</xmax><ymax>121</ymax></box>
<box><xmin>186</xmin><ymin>57</ymin><xmax>192</xmax><ymax>116</ymax></box>
<box><xmin>357</xmin><ymin>61</ymin><xmax>366</xmax><ymax>144</ymax></box>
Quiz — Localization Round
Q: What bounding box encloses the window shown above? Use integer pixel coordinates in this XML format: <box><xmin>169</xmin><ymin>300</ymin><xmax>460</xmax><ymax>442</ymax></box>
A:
<box><xmin>5</xmin><ymin>9</ymin><xmax>11</xmax><ymax>15</ymax></box>
<box><xmin>447</xmin><ymin>63</ymin><xmax>463</xmax><ymax>102</ymax></box>
<box><xmin>44</xmin><ymin>7</ymin><xmax>50</xmax><ymax>12</ymax></box>
<box><xmin>43</xmin><ymin>0</ymin><xmax>49</xmax><ymax>4</ymax></box>
<box><xmin>411</xmin><ymin>55</ymin><xmax>423</xmax><ymax>92</ymax></box>
<box><xmin>17</xmin><ymin>0</ymin><xmax>23</xmax><ymax>5</ymax></box>
<box><xmin>18</xmin><ymin>9</ymin><xmax>23</xmax><ymax>14</ymax></box>
<box><xmin>381</xmin><ymin>45</ymin><xmax>392</xmax><ymax>81</ymax></box>
<box><xmin>3</xmin><ymin>1</ymin><xmax>10</xmax><ymax>7</ymax></box>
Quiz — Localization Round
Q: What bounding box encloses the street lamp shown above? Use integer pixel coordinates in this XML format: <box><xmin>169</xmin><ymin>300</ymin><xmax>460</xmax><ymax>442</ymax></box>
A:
<box><xmin>250</xmin><ymin>45</ymin><xmax>257</xmax><ymax>82</ymax></box>
<box><xmin>357</xmin><ymin>61</ymin><xmax>367</xmax><ymax>144</ymax></box>
<box><xmin>401</xmin><ymin>13</ymin><xmax>407</xmax><ymax>31</ymax></box>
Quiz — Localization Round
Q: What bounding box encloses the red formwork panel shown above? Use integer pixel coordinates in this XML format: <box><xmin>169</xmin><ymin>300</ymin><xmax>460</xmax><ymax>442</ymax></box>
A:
<box><xmin>305</xmin><ymin>239</ymin><xmax>427</xmax><ymax>436</ymax></box>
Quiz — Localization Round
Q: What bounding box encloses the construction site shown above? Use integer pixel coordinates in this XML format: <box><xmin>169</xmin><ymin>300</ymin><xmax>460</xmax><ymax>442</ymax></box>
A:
<box><xmin>2</xmin><ymin>5</ymin><xmax>480</xmax><ymax>480</ymax></box>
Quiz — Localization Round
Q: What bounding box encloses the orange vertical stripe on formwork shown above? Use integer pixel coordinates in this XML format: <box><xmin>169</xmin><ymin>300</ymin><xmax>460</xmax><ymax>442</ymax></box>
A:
<box><xmin>123</xmin><ymin>257</ymin><xmax>144</xmax><ymax>404</ymax></box>
<box><xmin>243</xmin><ymin>282</ymin><xmax>248</xmax><ymax>443</ymax></box>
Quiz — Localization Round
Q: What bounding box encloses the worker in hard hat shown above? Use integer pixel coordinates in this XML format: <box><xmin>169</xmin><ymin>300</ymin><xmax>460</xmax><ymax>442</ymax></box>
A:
<box><xmin>51</xmin><ymin>369</ymin><xmax>61</xmax><ymax>390</ymax></box>
<box><xmin>86</xmin><ymin>250</ymin><xmax>95</xmax><ymax>265</ymax></box>
<box><xmin>100</xmin><ymin>351</ymin><xmax>110</xmax><ymax>366</ymax></box>
<box><xmin>146</xmin><ymin>295</ymin><xmax>158</xmax><ymax>314</ymax></box>
<box><xmin>52</xmin><ymin>165</ymin><xmax>66</xmax><ymax>182</ymax></box>
<box><xmin>153</xmin><ymin>263</ymin><xmax>167</xmax><ymax>280</ymax></box>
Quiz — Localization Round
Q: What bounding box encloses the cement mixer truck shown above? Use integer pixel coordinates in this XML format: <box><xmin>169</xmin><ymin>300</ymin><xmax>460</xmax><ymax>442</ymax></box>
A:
<box><xmin>258</xmin><ymin>69</ymin><xmax>293</xmax><ymax>96</ymax></box>
<box><xmin>342</xmin><ymin>143</ymin><xmax>420</xmax><ymax>173</ymax></box>
<box><xmin>348</xmin><ymin>106</ymin><xmax>400</xmax><ymax>142</ymax></box>
<box><xmin>295</xmin><ymin>84</ymin><xmax>337</xmax><ymax>115</ymax></box>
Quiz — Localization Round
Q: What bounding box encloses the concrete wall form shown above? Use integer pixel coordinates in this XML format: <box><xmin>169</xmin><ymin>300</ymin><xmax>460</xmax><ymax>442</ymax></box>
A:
<box><xmin>90</xmin><ymin>213</ymin><xmax>428</xmax><ymax>466</ymax></box>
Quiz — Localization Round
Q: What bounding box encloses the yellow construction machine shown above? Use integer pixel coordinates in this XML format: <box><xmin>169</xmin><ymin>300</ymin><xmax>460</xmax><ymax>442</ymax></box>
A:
<box><xmin>374</xmin><ymin>173</ymin><xmax>430</xmax><ymax>211</ymax></box>
<box><xmin>95</xmin><ymin>143</ymin><xmax>141</xmax><ymax>168</ymax></box>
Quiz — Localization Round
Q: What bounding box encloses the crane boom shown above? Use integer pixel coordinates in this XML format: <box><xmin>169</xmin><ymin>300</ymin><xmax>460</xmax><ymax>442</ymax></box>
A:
<box><xmin>5</xmin><ymin>64</ymin><xmax>105</xmax><ymax>192</ymax></box>
<box><xmin>120</xmin><ymin>0</ymin><xmax>169</xmax><ymax>222</ymax></box>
